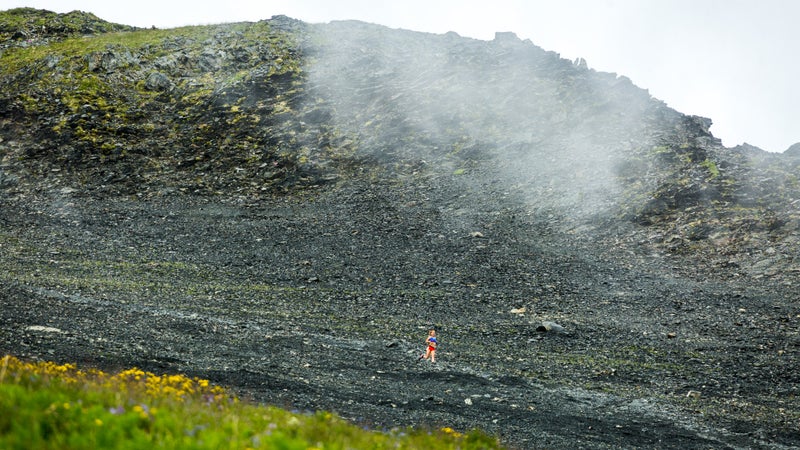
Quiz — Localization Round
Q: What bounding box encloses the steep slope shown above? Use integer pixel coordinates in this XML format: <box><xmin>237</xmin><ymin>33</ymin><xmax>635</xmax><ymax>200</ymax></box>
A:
<box><xmin>1</xmin><ymin>9</ymin><xmax>799</xmax><ymax>449</ymax></box>
<box><xmin>2</xmin><ymin>10</ymin><xmax>799</xmax><ymax>275</ymax></box>
<box><xmin>0</xmin><ymin>13</ymin><xmax>341</xmax><ymax>196</ymax></box>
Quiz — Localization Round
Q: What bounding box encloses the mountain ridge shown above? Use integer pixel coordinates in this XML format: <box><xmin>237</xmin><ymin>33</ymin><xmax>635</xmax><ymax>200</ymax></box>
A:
<box><xmin>2</xmin><ymin>9</ymin><xmax>798</xmax><ymax>279</ymax></box>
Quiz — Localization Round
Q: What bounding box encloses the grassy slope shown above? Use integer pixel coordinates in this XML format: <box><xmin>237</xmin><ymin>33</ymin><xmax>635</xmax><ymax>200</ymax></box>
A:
<box><xmin>0</xmin><ymin>355</ymin><xmax>502</xmax><ymax>449</ymax></box>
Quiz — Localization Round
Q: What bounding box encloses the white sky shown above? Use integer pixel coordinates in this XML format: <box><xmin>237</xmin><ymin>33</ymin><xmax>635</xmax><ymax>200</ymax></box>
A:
<box><xmin>4</xmin><ymin>0</ymin><xmax>799</xmax><ymax>152</ymax></box>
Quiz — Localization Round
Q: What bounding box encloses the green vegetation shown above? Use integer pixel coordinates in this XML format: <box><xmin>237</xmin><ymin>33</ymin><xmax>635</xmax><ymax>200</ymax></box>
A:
<box><xmin>0</xmin><ymin>8</ymin><xmax>344</xmax><ymax>195</ymax></box>
<box><xmin>0</xmin><ymin>7</ymin><xmax>134</xmax><ymax>44</ymax></box>
<box><xmin>0</xmin><ymin>355</ymin><xmax>502</xmax><ymax>450</ymax></box>
<box><xmin>700</xmin><ymin>158</ymin><xmax>720</xmax><ymax>179</ymax></box>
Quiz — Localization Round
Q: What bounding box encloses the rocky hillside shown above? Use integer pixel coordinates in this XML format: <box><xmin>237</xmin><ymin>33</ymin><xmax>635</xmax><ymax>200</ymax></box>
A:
<box><xmin>2</xmin><ymin>9</ymin><xmax>799</xmax><ymax>278</ymax></box>
<box><xmin>1</xmin><ymin>9</ymin><xmax>799</xmax><ymax>449</ymax></box>
<box><xmin>0</xmin><ymin>7</ymin><xmax>135</xmax><ymax>45</ymax></box>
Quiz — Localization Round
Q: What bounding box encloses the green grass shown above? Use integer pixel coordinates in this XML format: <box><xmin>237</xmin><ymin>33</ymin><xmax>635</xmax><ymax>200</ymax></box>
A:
<box><xmin>700</xmin><ymin>158</ymin><xmax>720</xmax><ymax>179</ymax></box>
<box><xmin>0</xmin><ymin>355</ymin><xmax>503</xmax><ymax>450</ymax></box>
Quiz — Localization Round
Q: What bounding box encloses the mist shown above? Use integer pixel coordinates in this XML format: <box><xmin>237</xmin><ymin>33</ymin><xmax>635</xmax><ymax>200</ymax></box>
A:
<box><xmin>303</xmin><ymin>21</ymin><xmax>676</xmax><ymax>228</ymax></box>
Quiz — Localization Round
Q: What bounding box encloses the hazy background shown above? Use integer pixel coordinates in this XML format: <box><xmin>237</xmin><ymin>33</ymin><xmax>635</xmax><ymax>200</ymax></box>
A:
<box><xmin>5</xmin><ymin>0</ymin><xmax>799</xmax><ymax>153</ymax></box>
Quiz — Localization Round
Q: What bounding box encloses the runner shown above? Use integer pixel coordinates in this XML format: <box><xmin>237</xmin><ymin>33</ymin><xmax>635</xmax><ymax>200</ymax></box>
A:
<box><xmin>417</xmin><ymin>328</ymin><xmax>437</xmax><ymax>363</ymax></box>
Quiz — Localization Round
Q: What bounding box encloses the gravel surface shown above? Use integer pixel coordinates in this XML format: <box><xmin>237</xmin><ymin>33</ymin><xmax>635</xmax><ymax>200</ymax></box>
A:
<box><xmin>2</xmin><ymin>178</ymin><xmax>798</xmax><ymax>449</ymax></box>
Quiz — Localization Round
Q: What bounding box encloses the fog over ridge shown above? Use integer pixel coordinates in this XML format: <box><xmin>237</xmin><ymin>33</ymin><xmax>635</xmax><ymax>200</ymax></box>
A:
<box><xmin>302</xmin><ymin>19</ymin><xmax>692</xmax><ymax>226</ymax></box>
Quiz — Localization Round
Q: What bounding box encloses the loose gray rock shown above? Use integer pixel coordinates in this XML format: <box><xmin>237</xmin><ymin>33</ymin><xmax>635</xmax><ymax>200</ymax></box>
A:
<box><xmin>536</xmin><ymin>321</ymin><xmax>566</xmax><ymax>333</ymax></box>
<box><xmin>145</xmin><ymin>71</ymin><xmax>173</xmax><ymax>91</ymax></box>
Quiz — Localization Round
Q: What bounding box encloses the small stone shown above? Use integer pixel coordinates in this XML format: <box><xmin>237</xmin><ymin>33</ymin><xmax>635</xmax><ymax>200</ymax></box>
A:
<box><xmin>536</xmin><ymin>321</ymin><xmax>566</xmax><ymax>333</ymax></box>
<box><xmin>26</xmin><ymin>325</ymin><xmax>62</xmax><ymax>333</ymax></box>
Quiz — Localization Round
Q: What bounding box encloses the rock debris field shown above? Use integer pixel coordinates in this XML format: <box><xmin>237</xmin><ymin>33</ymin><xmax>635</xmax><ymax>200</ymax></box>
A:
<box><xmin>1</xmin><ymin>178</ymin><xmax>798</xmax><ymax>450</ymax></box>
